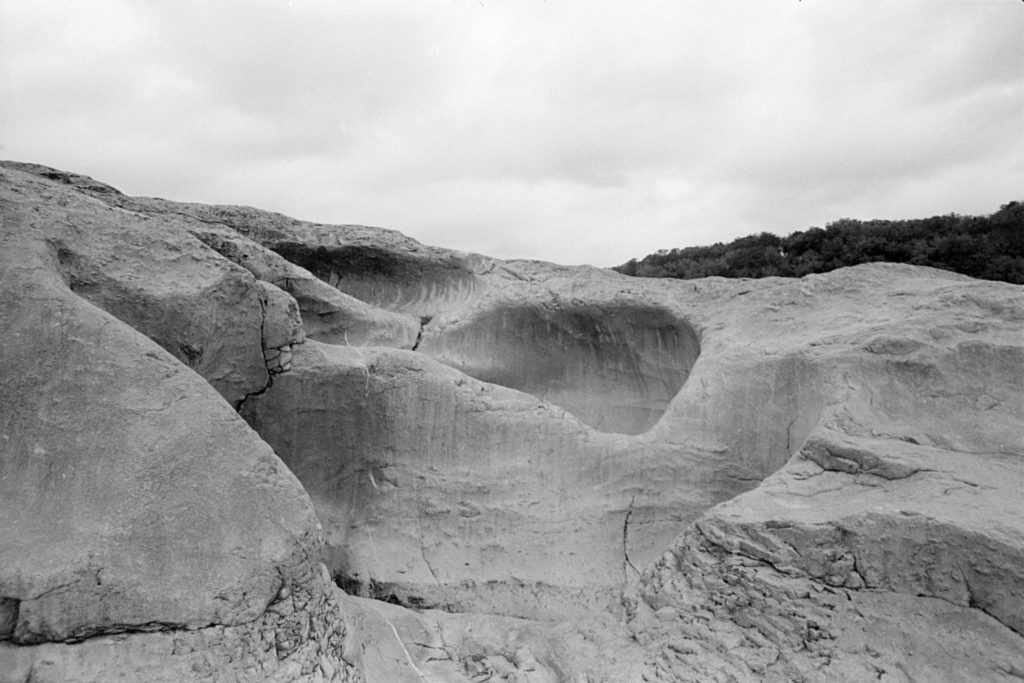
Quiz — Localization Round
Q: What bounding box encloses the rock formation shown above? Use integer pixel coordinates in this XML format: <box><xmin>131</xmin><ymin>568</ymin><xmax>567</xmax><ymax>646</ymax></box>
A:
<box><xmin>1</xmin><ymin>161</ymin><xmax>1022</xmax><ymax>681</ymax></box>
<box><xmin>0</xmin><ymin>164</ymin><xmax>357</xmax><ymax>682</ymax></box>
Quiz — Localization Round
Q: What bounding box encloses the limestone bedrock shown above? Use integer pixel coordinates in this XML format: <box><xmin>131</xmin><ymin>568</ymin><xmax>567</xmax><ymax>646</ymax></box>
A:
<box><xmin>0</xmin><ymin>163</ymin><xmax>359</xmax><ymax>681</ymax></box>
<box><xmin>1</xmin><ymin>160</ymin><xmax>1022</xmax><ymax>682</ymax></box>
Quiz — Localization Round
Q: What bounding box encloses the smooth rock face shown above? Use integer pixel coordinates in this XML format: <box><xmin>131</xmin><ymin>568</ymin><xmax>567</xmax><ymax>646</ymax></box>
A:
<box><xmin>2</xmin><ymin>161</ymin><xmax>1023</xmax><ymax>682</ymax></box>
<box><xmin>42</xmin><ymin>204</ymin><xmax>271</xmax><ymax>408</ymax></box>
<box><xmin>0</xmin><ymin>163</ymin><xmax>359</xmax><ymax>681</ymax></box>
<box><xmin>424</xmin><ymin>302</ymin><xmax>700</xmax><ymax>434</ymax></box>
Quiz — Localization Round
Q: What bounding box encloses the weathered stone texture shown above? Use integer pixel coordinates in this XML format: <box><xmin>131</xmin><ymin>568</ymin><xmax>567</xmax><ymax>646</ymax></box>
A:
<box><xmin>0</xmin><ymin>163</ymin><xmax>359</xmax><ymax>682</ymax></box>
<box><xmin>2</xmin><ymin>161</ymin><xmax>1022</xmax><ymax>682</ymax></box>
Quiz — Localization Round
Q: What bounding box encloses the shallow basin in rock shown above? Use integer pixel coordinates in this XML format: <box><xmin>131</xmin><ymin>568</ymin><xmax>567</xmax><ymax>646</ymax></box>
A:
<box><xmin>422</xmin><ymin>302</ymin><xmax>701</xmax><ymax>434</ymax></box>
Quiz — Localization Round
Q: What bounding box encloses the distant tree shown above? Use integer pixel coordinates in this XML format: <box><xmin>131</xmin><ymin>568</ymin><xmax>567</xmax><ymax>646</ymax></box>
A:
<box><xmin>613</xmin><ymin>202</ymin><xmax>1024</xmax><ymax>284</ymax></box>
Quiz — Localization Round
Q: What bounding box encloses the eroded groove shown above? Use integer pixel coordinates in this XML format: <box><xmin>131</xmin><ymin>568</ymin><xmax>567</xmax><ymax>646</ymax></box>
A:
<box><xmin>270</xmin><ymin>242</ymin><xmax>478</xmax><ymax>316</ymax></box>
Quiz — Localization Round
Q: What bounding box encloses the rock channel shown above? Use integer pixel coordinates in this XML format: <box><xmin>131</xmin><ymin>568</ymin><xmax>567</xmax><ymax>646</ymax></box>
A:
<box><xmin>1</xmin><ymin>161</ymin><xmax>1022</xmax><ymax>681</ymax></box>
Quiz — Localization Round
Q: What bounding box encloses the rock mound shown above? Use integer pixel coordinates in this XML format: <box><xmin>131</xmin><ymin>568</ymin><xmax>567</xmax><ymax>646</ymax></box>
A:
<box><xmin>2</xmin><ymin>161</ymin><xmax>1022</xmax><ymax>682</ymax></box>
<box><xmin>0</xmin><ymin>162</ymin><xmax>358</xmax><ymax>681</ymax></box>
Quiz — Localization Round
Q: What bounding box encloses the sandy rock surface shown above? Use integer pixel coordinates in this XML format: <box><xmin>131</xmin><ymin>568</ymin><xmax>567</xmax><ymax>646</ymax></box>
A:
<box><xmin>1</xmin><ymin>161</ymin><xmax>1022</xmax><ymax>682</ymax></box>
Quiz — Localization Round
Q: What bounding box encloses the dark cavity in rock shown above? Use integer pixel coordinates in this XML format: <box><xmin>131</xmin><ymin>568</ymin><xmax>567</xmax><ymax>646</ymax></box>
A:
<box><xmin>271</xmin><ymin>242</ymin><xmax>477</xmax><ymax>316</ymax></box>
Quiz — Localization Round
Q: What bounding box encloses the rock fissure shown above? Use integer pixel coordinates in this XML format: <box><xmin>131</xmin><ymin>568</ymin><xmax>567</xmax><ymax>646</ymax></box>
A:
<box><xmin>623</xmin><ymin>496</ymin><xmax>640</xmax><ymax>579</ymax></box>
<box><xmin>237</xmin><ymin>373</ymin><xmax>273</xmax><ymax>414</ymax></box>
<box><xmin>53</xmin><ymin>620</ymin><xmax>199</xmax><ymax>645</ymax></box>
<box><xmin>410</xmin><ymin>315</ymin><xmax>431</xmax><ymax>352</ymax></box>
<box><xmin>785</xmin><ymin>415</ymin><xmax>798</xmax><ymax>457</ymax></box>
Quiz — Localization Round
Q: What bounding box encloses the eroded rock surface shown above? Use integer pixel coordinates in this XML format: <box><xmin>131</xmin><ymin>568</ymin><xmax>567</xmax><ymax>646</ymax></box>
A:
<box><xmin>423</xmin><ymin>301</ymin><xmax>700</xmax><ymax>434</ymax></box>
<box><xmin>2</xmin><ymin>161</ymin><xmax>1022</xmax><ymax>682</ymax></box>
<box><xmin>0</xmin><ymin>163</ymin><xmax>359</xmax><ymax>682</ymax></box>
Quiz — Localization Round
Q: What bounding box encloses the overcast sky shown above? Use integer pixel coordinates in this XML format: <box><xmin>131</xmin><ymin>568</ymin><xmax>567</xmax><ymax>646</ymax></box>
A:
<box><xmin>2</xmin><ymin>1</ymin><xmax>1021</xmax><ymax>266</ymax></box>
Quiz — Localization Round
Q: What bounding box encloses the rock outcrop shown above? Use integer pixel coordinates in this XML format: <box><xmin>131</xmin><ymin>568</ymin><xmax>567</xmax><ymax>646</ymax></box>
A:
<box><xmin>0</xmin><ymin>163</ymin><xmax>358</xmax><ymax>682</ymax></box>
<box><xmin>1</xmin><ymin>161</ymin><xmax>1022</xmax><ymax>682</ymax></box>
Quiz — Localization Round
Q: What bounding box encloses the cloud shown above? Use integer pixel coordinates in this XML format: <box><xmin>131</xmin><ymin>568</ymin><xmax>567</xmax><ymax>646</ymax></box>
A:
<box><xmin>2</xmin><ymin>0</ymin><xmax>1021</xmax><ymax>266</ymax></box>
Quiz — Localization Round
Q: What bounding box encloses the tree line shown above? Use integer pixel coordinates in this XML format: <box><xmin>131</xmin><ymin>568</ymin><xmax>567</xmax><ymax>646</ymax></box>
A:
<box><xmin>614</xmin><ymin>201</ymin><xmax>1023</xmax><ymax>284</ymax></box>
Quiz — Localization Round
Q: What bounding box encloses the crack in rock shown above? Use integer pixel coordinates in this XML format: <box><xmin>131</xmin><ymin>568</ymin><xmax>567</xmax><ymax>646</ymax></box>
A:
<box><xmin>623</xmin><ymin>496</ymin><xmax>640</xmax><ymax>578</ymax></box>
